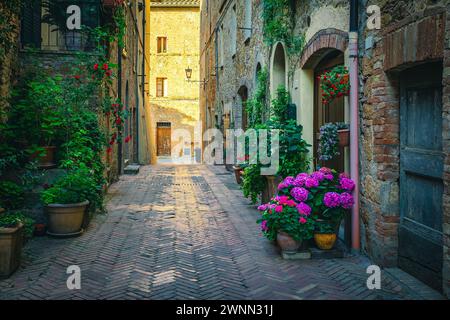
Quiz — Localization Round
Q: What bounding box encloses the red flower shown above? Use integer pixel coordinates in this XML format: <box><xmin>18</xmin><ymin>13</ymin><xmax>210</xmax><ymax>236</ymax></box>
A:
<box><xmin>102</xmin><ymin>63</ymin><xmax>109</xmax><ymax>70</ymax></box>
<box><xmin>94</xmin><ymin>63</ymin><xmax>99</xmax><ymax>71</ymax></box>
<box><xmin>125</xmin><ymin>135</ymin><xmax>132</xmax><ymax>143</ymax></box>
<box><xmin>74</xmin><ymin>75</ymin><xmax>81</xmax><ymax>80</ymax></box>
<box><xmin>106</xmin><ymin>147</ymin><xmax>113</xmax><ymax>154</ymax></box>
<box><xmin>116</xmin><ymin>117</ymin><xmax>122</xmax><ymax>125</ymax></box>
<box><xmin>106</xmin><ymin>69</ymin><xmax>112</xmax><ymax>77</ymax></box>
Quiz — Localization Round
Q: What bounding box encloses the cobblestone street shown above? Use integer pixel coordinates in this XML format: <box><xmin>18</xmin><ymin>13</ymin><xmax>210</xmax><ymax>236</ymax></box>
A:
<box><xmin>0</xmin><ymin>165</ymin><xmax>443</xmax><ymax>300</ymax></box>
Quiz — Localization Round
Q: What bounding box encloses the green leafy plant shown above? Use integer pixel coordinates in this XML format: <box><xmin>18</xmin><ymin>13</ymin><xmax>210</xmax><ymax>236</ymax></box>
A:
<box><xmin>0</xmin><ymin>211</ymin><xmax>35</xmax><ymax>239</ymax></box>
<box><xmin>257</xmin><ymin>196</ymin><xmax>315</xmax><ymax>242</ymax></box>
<box><xmin>242</xmin><ymin>164</ymin><xmax>266</xmax><ymax>204</ymax></box>
<box><xmin>41</xmin><ymin>164</ymin><xmax>101</xmax><ymax>207</ymax></box>
<box><xmin>318</xmin><ymin>66</ymin><xmax>350</xmax><ymax>105</ymax></box>
<box><xmin>318</xmin><ymin>122</ymin><xmax>349</xmax><ymax>161</ymax></box>
<box><xmin>0</xmin><ymin>181</ymin><xmax>25</xmax><ymax>210</ymax></box>
<box><xmin>246</xmin><ymin>68</ymin><xmax>269</xmax><ymax>127</ymax></box>
<box><xmin>262</xmin><ymin>0</ymin><xmax>305</xmax><ymax>55</ymax></box>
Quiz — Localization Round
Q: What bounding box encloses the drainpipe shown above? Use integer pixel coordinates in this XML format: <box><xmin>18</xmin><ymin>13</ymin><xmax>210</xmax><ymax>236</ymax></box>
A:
<box><xmin>118</xmin><ymin>36</ymin><xmax>123</xmax><ymax>174</ymax></box>
<box><xmin>349</xmin><ymin>0</ymin><xmax>360</xmax><ymax>251</ymax></box>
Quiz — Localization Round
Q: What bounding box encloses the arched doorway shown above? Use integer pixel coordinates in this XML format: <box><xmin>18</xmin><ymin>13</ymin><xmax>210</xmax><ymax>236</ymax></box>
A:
<box><xmin>314</xmin><ymin>50</ymin><xmax>346</xmax><ymax>172</ymax></box>
<box><xmin>270</xmin><ymin>42</ymin><xmax>287</xmax><ymax>96</ymax></box>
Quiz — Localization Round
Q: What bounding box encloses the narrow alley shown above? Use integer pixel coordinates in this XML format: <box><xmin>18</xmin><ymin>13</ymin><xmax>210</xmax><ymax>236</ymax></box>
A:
<box><xmin>0</xmin><ymin>165</ymin><xmax>442</xmax><ymax>300</ymax></box>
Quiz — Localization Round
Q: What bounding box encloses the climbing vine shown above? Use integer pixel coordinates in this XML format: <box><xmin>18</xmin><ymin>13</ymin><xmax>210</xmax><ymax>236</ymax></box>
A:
<box><xmin>262</xmin><ymin>0</ymin><xmax>305</xmax><ymax>56</ymax></box>
<box><xmin>0</xmin><ymin>1</ymin><xmax>21</xmax><ymax>59</ymax></box>
<box><xmin>246</xmin><ymin>68</ymin><xmax>269</xmax><ymax>128</ymax></box>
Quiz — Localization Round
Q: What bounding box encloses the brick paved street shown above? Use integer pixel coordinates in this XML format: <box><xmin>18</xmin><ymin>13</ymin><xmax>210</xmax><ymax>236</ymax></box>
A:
<box><xmin>0</xmin><ymin>165</ymin><xmax>443</xmax><ymax>300</ymax></box>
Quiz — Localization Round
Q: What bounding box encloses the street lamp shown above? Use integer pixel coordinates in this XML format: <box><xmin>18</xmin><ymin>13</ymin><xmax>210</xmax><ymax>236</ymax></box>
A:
<box><xmin>185</xmin><ymin>67</ymin><xmax>193</xmax><ymax>81</ymax></box>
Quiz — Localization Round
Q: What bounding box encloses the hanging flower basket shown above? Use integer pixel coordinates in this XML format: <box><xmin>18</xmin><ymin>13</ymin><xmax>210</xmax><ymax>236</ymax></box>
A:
<box><xmin>319</xmin><ymin>66</ymin><xmax>350</xmax><ymax>105</ymax></box>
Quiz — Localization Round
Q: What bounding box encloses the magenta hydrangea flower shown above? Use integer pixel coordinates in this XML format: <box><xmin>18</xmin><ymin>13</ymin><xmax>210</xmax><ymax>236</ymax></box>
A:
<box><xmin>275</xmin><ymin>205</ymin><xmax>283</xmax><ymax>213</ymax></box>
<box><xmin>261</xmin><ymin>220</ymin><xmax>269</xmax><ymax>232</ymax></box>
<box><xmin>282</xmin><ymin>176</ymin><xmax>295</xmax><ymax>186</ymax></box>
<box><xmin>339</xmin><ymin>177</ymin><xmax>355</xmax><ymax>191</ymax></box>
<box><xmin>324</xmin><ymin>192</ymin><xmax>341</xmax><ymax>208</ymax></box>
<box><xmin>299</xmin><ymin>217</ymin><xmax>307</xmax><ymax>224</ymax></box>
<box><xmin>290</xmin><ymin>187</ymin><xmax>309</xmax><ymax>202</ymax></box>
<box><xmin>319</xmin><ymin>167</ymin><xmax>332</xmax><ymax>174</ymax></box>
<box><xmin>286</xmin><ymin>200</ymin><xmax>297</xmax><ymax>207</ymax></box>
<box><xmin>257</xmin><ymin>204</ymin><xmax>268</xmax><ymax>211</ymax></box>
<box><xmin>324</xmin><ymin>174</ymin><xmax>334</xmax><ymax>181</ymax></box>
<box><xmin>293</xmin><ymin>175</ymin><xmax>307</xmax><ymax>187</ymax></box>
<box><xmin>311</xmin><ymin>171</ymin><xmax>325</xmax><ymax>181</ymax></box>
<box><xmin>305</xmin><ymin>177</ymin><xmax>319</xmax><ymax>189</ymax></box>
<box><xmin>296</xmin><ymin>202</ymin><xmax>312</xmax><ymax>216</ymax></box>
<box><xmin>340</xmin><ymin>192</ymin><xmax>355</xmax><ymax>209</ymax></box>
<box><xmin>277</xmin><ymin>182</ymin><xmax>288</xmax><ymax>190</ymax></box>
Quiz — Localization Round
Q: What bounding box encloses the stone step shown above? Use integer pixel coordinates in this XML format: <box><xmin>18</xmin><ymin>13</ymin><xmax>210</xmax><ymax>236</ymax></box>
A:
<box><xmin>124</xmin><ymin>164</ymin><xmax>140</xmax><ymax>175</ymax></box>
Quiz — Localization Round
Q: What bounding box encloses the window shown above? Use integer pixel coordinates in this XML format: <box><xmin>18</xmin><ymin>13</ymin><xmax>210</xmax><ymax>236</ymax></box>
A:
<box><xmin>218</xmin><ymin>25</ymin><xmax>224</xmax><ymax>68</ymax></box>
<box><xmin>157</xmin><ymin>37</ymin><xmax>167</xmax><ymax>53</ymax></box>
<box><xmin>156</xmin><ymin>78</ymin><xmax>168</xmax><ymax>97</ymax></box>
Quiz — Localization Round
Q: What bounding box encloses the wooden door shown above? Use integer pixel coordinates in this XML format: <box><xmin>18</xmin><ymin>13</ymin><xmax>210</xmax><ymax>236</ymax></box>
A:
<box><xmin>314</xmin><ymin>53</ymin><xmax>345</xmax><ymax>173</ymax></box>
<box><xmin>399</xmin><ymin>63</ymin><xmax>444</xmax><ymax>291</ymax></box>
<box><xmin>157</xmin><ymin>127</ymin><xmax>171</xmax><ymax>156</ymax></box>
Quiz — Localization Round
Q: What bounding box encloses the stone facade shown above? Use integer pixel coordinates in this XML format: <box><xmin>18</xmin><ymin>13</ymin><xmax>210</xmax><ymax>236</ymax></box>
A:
<box><xmin>200</xmin><ymin>0</ymin><xmax>450</xmax><ymax>296</ymax></box>
<box><xmin>149</xmin><ymin>0</ymin><xmax>201</xmax><ymax>164</ymax></box>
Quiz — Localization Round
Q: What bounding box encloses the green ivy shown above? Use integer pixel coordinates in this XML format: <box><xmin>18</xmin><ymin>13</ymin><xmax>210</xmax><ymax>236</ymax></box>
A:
<box><xmin>0</xmin><ymin>1</ymin><xmax>22</xmax><ymax>59</ymax></box>
<box><xmin>262</xmin><ymin>0</ymin><xmax>305</xmax><ymax>55</ymax></box>
<box><xmin>246</xmin><ymin>68</ymin><xmax>268</xmax><ymax>128</ymax></box>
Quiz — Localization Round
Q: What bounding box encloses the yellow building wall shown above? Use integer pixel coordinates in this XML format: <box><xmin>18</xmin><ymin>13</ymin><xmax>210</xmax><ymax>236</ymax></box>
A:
<box><xmin>149</xmin><ymin>5</ymin><xmax>200</xmax><ymax>164</ymax></box>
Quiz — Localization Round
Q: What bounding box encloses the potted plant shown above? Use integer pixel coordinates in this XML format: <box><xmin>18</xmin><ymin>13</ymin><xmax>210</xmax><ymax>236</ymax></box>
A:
<box><xmin>0</xmin><ymin>211</ymin><xmax>34</xmax><ymax>278</ymax></box>
<box><xmin>41</xmin><ymin>165</ymin><xmax>96</xmax><ymax>237</ymax></box>
<box><xmin>277</xmin><ymin>168</ymin><xmax>355</xmax><ymax>250</ymax></box>
<box><xmin>318</xmin><ymin>122</ymin><xmax>350</xmax><ymax>162</ymax></box>
<box><xmin>319</xmin><ymin>65</ymin><xmax>350</xmax><ymax>106</ymax></box>
<box><xmin>257</xmin><ymin>194</ymin><xmax>315</xmax><ymax>253</ymax></box>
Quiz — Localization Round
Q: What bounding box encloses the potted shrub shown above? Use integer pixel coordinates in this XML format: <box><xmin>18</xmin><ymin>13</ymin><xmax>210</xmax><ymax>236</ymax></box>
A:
<box><xmin>41</xmin><ymin>165</ymin><xmax>97</xmax><ymax>237</ymax></box>
<box><xmin>277</xmin><ymin>168</ymin><xmax>355</xmax><ymax>250</ymax></box>
<box><xmin>257</xmin><ymin>194</ymin><xmax>315</xmax><ymax>253</ymax></box>
<box><xmin>318</xmin><ymin>123</ymin><xmax>350</xmax><ymax>162</ymax></box>
<box><xmin>0</xmin><ymin>211</ymin><xmax>34</xmax><ymax>278</ymax></box>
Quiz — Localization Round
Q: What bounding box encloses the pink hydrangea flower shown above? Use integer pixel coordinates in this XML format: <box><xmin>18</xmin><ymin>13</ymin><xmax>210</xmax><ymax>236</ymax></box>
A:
<box><xmin>324</xmin><ymin>192</ymin><xmax>341</xmax><ymax>208</ymax></box>
<box><xmin>319</xmin><ymin>167</ymin><xmax>332</xmax><ymax>174</ymax></box>
<box><xmin>339</xmin><ymin>177</ymin><xmax>355</xmax><ymax>191</ymax></box>
<box><xmin>257</xmin><ymin>204</ymin><xmax>268</xmax><ymax>211</ymax></box>
<box><xmin>283</xmin><ymin>176</ymin><xmax>295</xmax><ymax>186</ymax></box>
<box><xmin>305</xmin><ymin>177</ymin><xmax>319</xmax><ymax>189</ymax></box>
<box><xmin>286</xmin><ymin>200</ymin><xmax>297</xmax><ymax>207</ymax></box>
<box><xmin>275</xmin><ymin>205</ymin><xmax>283</xmax><ymax>213</ymax></box>
<box><xmin>296</xmin><ymin>202</ymin><xmax>312</xmax><ymax>216</ymax></box>
<box><xmin>340</xmin><ymin>192</ymin><xmax>355</xmax><ymax>209</ymax></box>
<box><xmin>261</xmin><ymin>220</ymin><xmax>269</xmax><ymax>232</ymax></box>
<box><xmin>290</xmin><ymin>187</ymin><xmax>309</xmax><ymax>202</ymax></box>
<box><xmin>278</xmin><ymin>182</ymin><xmax>288</xmax><ymax>190</ymax></box>
<box><xmin>299</xmin><ymin>217</ymin><xmax>307</xmax><ymax>224</ymax></box>
<box><xmin>311</xmin><ymin>171</ymin><xmax>325</xmax><ymax>181</ymax></box>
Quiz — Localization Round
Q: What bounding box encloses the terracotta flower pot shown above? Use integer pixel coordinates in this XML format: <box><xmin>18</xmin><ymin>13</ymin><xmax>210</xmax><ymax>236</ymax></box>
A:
<box><xmin>46</xmin><ymin>201</ymin><xmax>89</xmax><ymax>237</ymax></box>
<box><xmin>277</xmin><ymin>231</ymin><xmax>302</xmax><ymax>253</ymax></box>
<box><xmin>38</xmin><ymin>146</ymin><xmax>57</xmax><ymax>169</ymax></box>
<box><xmin>338</xmin><ymin>129</ymin><xmax>350</xmax><ymax>147</ymax></box>
<box><xmin>0</xmin><ymin>223</ymin><xmax>23</xmax><ymax>278</ymax></box>
<box><xmin>314</xmin><ymin>233</ymin><xmax>337</xmax><ymax>250</ymax></box>
<box><xmin>233</xmin><ymin>166</ymin><xmax>243</xmax><ymax>184</ymax></box>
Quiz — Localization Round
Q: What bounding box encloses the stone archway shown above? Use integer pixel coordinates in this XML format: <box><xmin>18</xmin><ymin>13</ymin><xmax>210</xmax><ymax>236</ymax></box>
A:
<box><xmin>237</xmin><ymin>85</ymin><xmax>248</xmax><ymax>130</ymax></box>
<box><xmin>270</xmin><ymin>42</ymin><xmax>288</xmax><ymax>97</ymax></box>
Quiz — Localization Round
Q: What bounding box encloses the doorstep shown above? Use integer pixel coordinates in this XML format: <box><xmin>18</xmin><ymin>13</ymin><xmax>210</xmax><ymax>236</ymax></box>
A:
<box><xmin>124</xmin><ymin>164</ymin><xmax>140</xmax><ymax>175</ymax></box>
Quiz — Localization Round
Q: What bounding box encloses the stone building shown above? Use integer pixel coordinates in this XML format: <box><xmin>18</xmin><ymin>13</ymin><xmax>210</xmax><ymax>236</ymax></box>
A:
<box><xmin>148</xmin><ymin>0</ymin><xmax>201</xmax><ymax>164</ymax></box>
<box><xmin>17</xmin><ymin>0</ymin><xmax>152</xmax><ymax>178</ymax></box>
<box><xmin>200</xmin><ymin>0</ymin><xmax>450</xmax><ymax>297</ymax></box>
